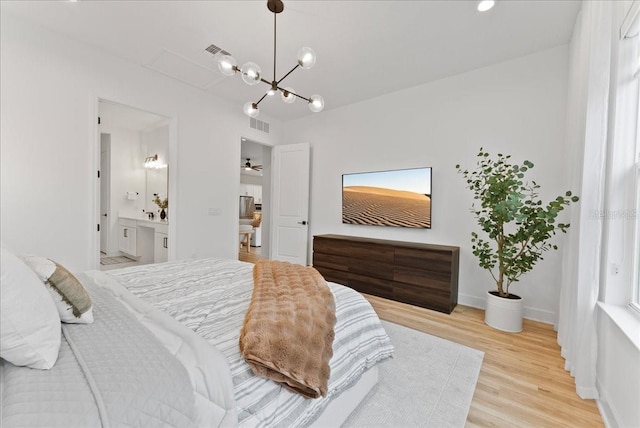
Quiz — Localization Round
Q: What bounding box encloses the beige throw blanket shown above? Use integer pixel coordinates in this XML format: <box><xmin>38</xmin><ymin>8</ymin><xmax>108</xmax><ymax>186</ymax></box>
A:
<box><xmin>239</xmin><ymin>260</ymin><xmax>336</xmax><ymax>399</ymax></box>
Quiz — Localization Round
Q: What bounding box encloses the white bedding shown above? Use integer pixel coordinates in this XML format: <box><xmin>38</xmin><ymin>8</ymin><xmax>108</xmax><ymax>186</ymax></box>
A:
<box><xmin>1</xmin><ymin>274</ymin><xmax>208</xmax><ymax>428</ymax></box>
<box><xmin>89</xmin><ymin>271</ymin><xmax>237</xmax><ymax>427</ymax></box>
<box><xmin>105</xmin><ymin>257</ymin><xmax>394</xmax><ymax>427</ymax></box>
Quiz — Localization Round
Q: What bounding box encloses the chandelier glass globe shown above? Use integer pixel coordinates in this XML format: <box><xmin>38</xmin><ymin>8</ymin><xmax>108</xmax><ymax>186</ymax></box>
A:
<box><xmin>217</xmin><ymin>55</ymin><xmax>237</xmax><ymax>76</ymax></box>
<box><xmin>243</xmin><ymin>102</ymin><xmax>259</xmax><ymax>118</ymax></box>
<box><xmin>308</xmin><ymin>94</ymin><xmax>324</xmax><ymax>112</ymax></box>
<box><xmin>297</xmin><ymin>47</ymin><xmax>316</xmax><ymax>69</ymax></box>
<box><xmin>241</xmin><ymin>62</ymin><xmax>262</xmax><ymax>86</ymax></box>
<box><xmin>281</xmin><ymin>87</ymin><xmax>296</xmax><ymax>104</ymax></box>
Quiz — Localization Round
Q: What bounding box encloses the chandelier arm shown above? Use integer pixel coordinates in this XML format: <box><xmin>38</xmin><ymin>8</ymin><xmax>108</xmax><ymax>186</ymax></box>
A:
<box><xmin>276</xmin><ymin>64</ymin><xmax>301</xmax><ymax>85</ymax></box>
<box><xmin>254</xmin><ymin>92</ymin><xmax>269</xmax><ymax>106</ymax></box>
<box><xmin>277</xmin><ymin>86</ymin><xmax>310</xmax><ymax>103</ymax></box>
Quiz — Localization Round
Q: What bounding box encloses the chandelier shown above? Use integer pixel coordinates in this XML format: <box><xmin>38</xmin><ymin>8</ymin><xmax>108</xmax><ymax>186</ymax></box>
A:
<box><xmin>217</xmin><ymin>0</ymin><xmax>324</xmax><ymax>118</ymax></box>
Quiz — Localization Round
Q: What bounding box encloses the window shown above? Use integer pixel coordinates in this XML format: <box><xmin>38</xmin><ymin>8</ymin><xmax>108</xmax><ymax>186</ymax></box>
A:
<box><xmin>611</xmin><ymin>5</ymin><xmax>640</xmax><ymax>310</ymax></box>
<box><xmin>630</xmin><ymin>15</ymin><xmax>640</xmax><ymax>311</ymax></box>
<box><xmin>634</xmin><ymin>74</ymin><xmax>640</xmax><ymax>310</ymax></box>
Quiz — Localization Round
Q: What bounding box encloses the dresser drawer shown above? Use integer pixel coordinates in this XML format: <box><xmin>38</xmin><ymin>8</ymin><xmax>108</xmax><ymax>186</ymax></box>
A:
<box><xmin>313</xmin><ymin>252</ymin><xmax>348</xmax><ymax>272</ymax></box>
<box><xmin>314</xmin><ymin>266</ymin><xmax>348</xmax><ymax>286</ymax></box>
<box><xmin>313</xmin><ymin>237</ymin><xmax>351</xmax><ymax>257</ymax></box>
<box><xmin>394</xmin><ymin>247</ymin><xmax>453</xmax><ymax>273</ymax></box>
<box><xmin>349</xmin><ymin>273</ymin><xmax>393</xmax><ymax>299</ymax></box>
<box><xmin>349</xmin><ymin>241</ymin><xmax>394</xmax><ymax>263</ymax></box>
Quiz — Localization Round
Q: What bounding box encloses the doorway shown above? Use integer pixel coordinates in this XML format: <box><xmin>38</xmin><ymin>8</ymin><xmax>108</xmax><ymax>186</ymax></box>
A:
<box><xmin>239</xmin><ymin>138</ymin><xmax>272</xmax><ymax>263</ymax></box>
<box><xmin>97</xmin><ymin>100</ymin><xmax>171</xmax><ymax>270</ymax></box>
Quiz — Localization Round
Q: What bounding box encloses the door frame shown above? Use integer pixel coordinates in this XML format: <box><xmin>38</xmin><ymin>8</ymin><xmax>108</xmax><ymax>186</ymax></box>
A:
<box><xmin>92</xmin><ymin>96</ymin><xmax>178</xmax><ymax>269</ymax></box>
<box><xmin>237</xmin><ymin>137</ymin><xmax>274</xmax><ymax>260</ymax></box>
<box><xmin>99</xmin><ymin>134</ymin><xmax>111</xmax><ymax>255</ymax></box>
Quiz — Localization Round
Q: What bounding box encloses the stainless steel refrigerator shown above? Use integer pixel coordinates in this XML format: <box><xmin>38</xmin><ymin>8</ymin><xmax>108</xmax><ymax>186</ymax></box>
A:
<box><xmin>239</xmin><ymin>196</ymin><xmax>255</xmax><ymax>219</ymax></box>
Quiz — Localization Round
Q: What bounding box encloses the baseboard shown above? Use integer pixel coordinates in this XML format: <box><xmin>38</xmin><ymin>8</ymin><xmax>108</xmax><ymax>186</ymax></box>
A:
<box><xmin>596</xmin><ymin>378</ymin><xmax>619</xmax><ymax>428</ymax></box>
<box><xmin>458</xmin><ymin>293</ymin><xmax>556</xmax><ymax>325</ymax></box>
<box><xmin>523</xmin><ymin>306</ymin><xmax>556</xmax><ymax>325</ymax></box>
<box><xmin>458</xmin><ymin>293</ymin><xmax>485</xmax><ymax>310</ymax></box>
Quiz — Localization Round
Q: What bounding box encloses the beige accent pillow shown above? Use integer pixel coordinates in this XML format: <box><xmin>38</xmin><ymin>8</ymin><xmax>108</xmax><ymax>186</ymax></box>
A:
<box><xmin>20</xmin><ymin>255</ymin><xmax>94</xmax><ymax>324</ymax></box>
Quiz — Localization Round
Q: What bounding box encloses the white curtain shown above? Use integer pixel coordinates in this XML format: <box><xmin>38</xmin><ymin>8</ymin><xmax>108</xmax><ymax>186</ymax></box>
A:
<box><xmin>557</xmin><ymin>0</ymin><xmax>612</xmax><ymax>400</ymax></box>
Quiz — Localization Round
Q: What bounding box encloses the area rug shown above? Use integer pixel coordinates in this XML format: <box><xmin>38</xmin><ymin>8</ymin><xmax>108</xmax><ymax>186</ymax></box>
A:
<box><xmin>100</xmin><ymin>256</ymin><xmax>136</xmax><ymax>265</ymax></box>
<box><xmin>343</xmin><ymin>320</ymin><xmax>484</xmax><ymax>428</ymax></box>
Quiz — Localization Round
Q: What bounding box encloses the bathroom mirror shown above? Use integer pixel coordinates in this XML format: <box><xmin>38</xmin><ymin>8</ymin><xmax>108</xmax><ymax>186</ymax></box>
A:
<box><xmin>141</xmin><ymin>123</ymin><xmax>170</xmax><ymax>216</ymax></box>
<box><xmin>145</xmin><ymin>166</ymin><xmax>168</xmax><ymax>214</ymax></box>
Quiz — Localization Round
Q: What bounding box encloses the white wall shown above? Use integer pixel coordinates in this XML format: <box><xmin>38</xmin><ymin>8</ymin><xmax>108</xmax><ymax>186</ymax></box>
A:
<box><xmin>0</xmin><ymin>12</ymin><xmax>283</xmax><ymax>272</ymax></box>
<box><xmin>597</xmin><ymin>307</ymin><xmax>639</xmax><ymax>427</ymax></box>
<box><xmin>240</xmin><ymin>174</ymin><xmax>263</xmax><ymax>186</ymax></box>
<box><xmin>284</xmin><ymin>46</ymin><xmax>571</xmax><ymax>323</ymax></box>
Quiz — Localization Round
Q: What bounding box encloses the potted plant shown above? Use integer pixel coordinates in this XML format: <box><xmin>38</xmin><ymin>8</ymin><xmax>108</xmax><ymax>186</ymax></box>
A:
<box><xmin>153</xmin><ymin>195</ymin><xmax>168</xmax><ymax>220</ymax></box>
<box><xmin>456</xmin><ymin>148</ymin><xmax>579</xmax><ymax>332</ymax></box>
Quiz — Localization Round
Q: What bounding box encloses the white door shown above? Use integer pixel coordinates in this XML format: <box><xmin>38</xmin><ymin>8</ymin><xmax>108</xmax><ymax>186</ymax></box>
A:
<box><xmin>99</xmin><ymin>135</ymin><xmax>110</xmax><ymax>254</ymax></box>
<box><xmin>271</xmin><ymin>143</ymin><xmax>310</xmax><ymax>265</ymax></box>
<box><xmin>154</xmin><ymin>232</ymin><xmax>168</xmax><ymax>263</ymax></box>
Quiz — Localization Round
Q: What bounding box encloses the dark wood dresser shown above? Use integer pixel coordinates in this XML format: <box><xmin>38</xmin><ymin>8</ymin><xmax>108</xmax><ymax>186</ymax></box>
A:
<box><xmin>312</xmin><ymin>234</ymin><xmax>460</xmax><ymax>314</ymax></box>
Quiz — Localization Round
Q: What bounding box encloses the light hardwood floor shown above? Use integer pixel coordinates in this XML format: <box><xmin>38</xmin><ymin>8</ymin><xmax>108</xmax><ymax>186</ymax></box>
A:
<box><xmin>238</xmin><ymin>245</ymin><xmax>264</xmax><ymax>264</ymax></box>
<box><xmin>363</xmin><ymin>294</ymin><xmax>604</xmax><ymax>427</ymax></box>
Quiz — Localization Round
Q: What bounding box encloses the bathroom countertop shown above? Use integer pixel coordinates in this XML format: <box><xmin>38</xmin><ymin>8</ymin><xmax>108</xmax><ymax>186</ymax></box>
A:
<box><xmin>119</xmin><ymin>215</ymin><xmax>169</xmax><ymax>226</ymax></box>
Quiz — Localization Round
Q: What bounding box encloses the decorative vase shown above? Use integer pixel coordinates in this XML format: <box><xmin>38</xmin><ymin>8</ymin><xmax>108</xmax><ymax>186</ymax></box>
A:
<box><xmin>160</xmin><ymin>209</ymin><xmax>166</xmax><ymax>220</ymax></box>
<box><xmin>484</xmin><ymin>291</ymin><xmax>523</xmax><ymax>333</ymax></box>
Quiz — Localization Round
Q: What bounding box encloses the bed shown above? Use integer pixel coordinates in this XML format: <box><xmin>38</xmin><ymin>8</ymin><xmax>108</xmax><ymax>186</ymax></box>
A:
<box><xmin>0</xmin><ymin>251</ymin><xmax>394</xmax><ymax>428</ymax></box>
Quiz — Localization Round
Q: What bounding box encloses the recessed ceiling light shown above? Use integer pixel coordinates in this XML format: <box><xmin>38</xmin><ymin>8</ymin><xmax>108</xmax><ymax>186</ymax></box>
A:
<box><xmin>477</xmin><ymin>0</ymin><xmax>495</xmax><ymax>12</ymax></box>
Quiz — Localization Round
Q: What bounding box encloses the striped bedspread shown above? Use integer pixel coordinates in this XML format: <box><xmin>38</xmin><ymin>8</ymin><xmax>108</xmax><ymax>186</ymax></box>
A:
<box><xmin>107</xmin><ymin>258</ymin><xmax>394</xmax><ymax>427</ymax></box>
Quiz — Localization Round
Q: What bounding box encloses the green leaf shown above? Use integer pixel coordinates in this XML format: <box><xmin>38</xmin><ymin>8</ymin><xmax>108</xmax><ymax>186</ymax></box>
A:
<box><xmin>455</xmin><ymin>148</ymin><xmax>579</xmax><ymax>289</ymax></box>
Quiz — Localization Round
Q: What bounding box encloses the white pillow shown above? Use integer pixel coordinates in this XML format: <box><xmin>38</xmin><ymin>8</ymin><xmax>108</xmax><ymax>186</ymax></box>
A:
<box><xmin>0</xmin><ymin>247</ymin><xmax>61</xmax><ymax>369</ymax></box>
<box><xmin>20</xmin><ymin>255</ymin><xmax>94</xmax><ymax>324</ymax></box>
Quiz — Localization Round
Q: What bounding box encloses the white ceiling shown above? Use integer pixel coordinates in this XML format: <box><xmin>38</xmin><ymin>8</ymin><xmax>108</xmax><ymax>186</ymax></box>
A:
<box><xmin>2</xmin><ymin>1</ymin><xmax>581</xmax><ymax>121</ymax></box>
<box><xmin>240</xmin><ymin>139</ymin><xmax>266</xmax><ymax>177</ymax></box>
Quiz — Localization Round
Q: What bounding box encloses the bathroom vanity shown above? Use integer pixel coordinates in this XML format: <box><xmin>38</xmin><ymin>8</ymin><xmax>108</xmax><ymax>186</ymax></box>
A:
<box><xmin>118</xmin><ymin>216</ymin><xmax>168</xmax><ymax>263</ymax></box>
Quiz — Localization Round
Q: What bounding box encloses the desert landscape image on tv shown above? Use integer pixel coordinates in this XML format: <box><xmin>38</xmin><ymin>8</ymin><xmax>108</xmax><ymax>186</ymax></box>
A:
<box><xmin>342</xmin><ymin>167</ymin><xmax>432</xmax><ymax>228</ymax></box>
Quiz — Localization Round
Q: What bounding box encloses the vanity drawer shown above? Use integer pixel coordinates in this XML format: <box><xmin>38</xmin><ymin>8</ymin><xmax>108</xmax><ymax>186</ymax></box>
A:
<box><xmin>119</xmin><ymin>218</ymin><xmax>137</xmax><ymax>228</ymax></box>
<box><xmin>154</xmin><ymin>224</ymin><xmax>168</xmax><ymax>234</ymax></box>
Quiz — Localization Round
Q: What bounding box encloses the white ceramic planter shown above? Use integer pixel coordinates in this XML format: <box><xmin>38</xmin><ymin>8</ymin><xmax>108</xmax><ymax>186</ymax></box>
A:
<box><xmin>485</xmin><ymin>291</ymin><xmax>523</xmax><ymax>333</ymax></box>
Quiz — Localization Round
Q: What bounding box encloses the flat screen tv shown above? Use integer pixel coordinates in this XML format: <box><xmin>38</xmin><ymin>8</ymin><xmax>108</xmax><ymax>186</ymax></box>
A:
<box><xmin>342</xmin><ymin>167</ymin><xmax>432</xmax><ymax>229</ymax></box>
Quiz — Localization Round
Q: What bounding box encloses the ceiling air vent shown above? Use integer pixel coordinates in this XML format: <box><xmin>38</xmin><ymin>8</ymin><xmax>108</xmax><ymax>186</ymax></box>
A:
<box><xmin>204</xmin><ymin>44</ymin><xmax>231</xmax><ymax>57</ymax></box>
<box><xmin>250</xmin><ymin>118</ymin><xmax>270</xmax><ymax>134</ymax></box>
